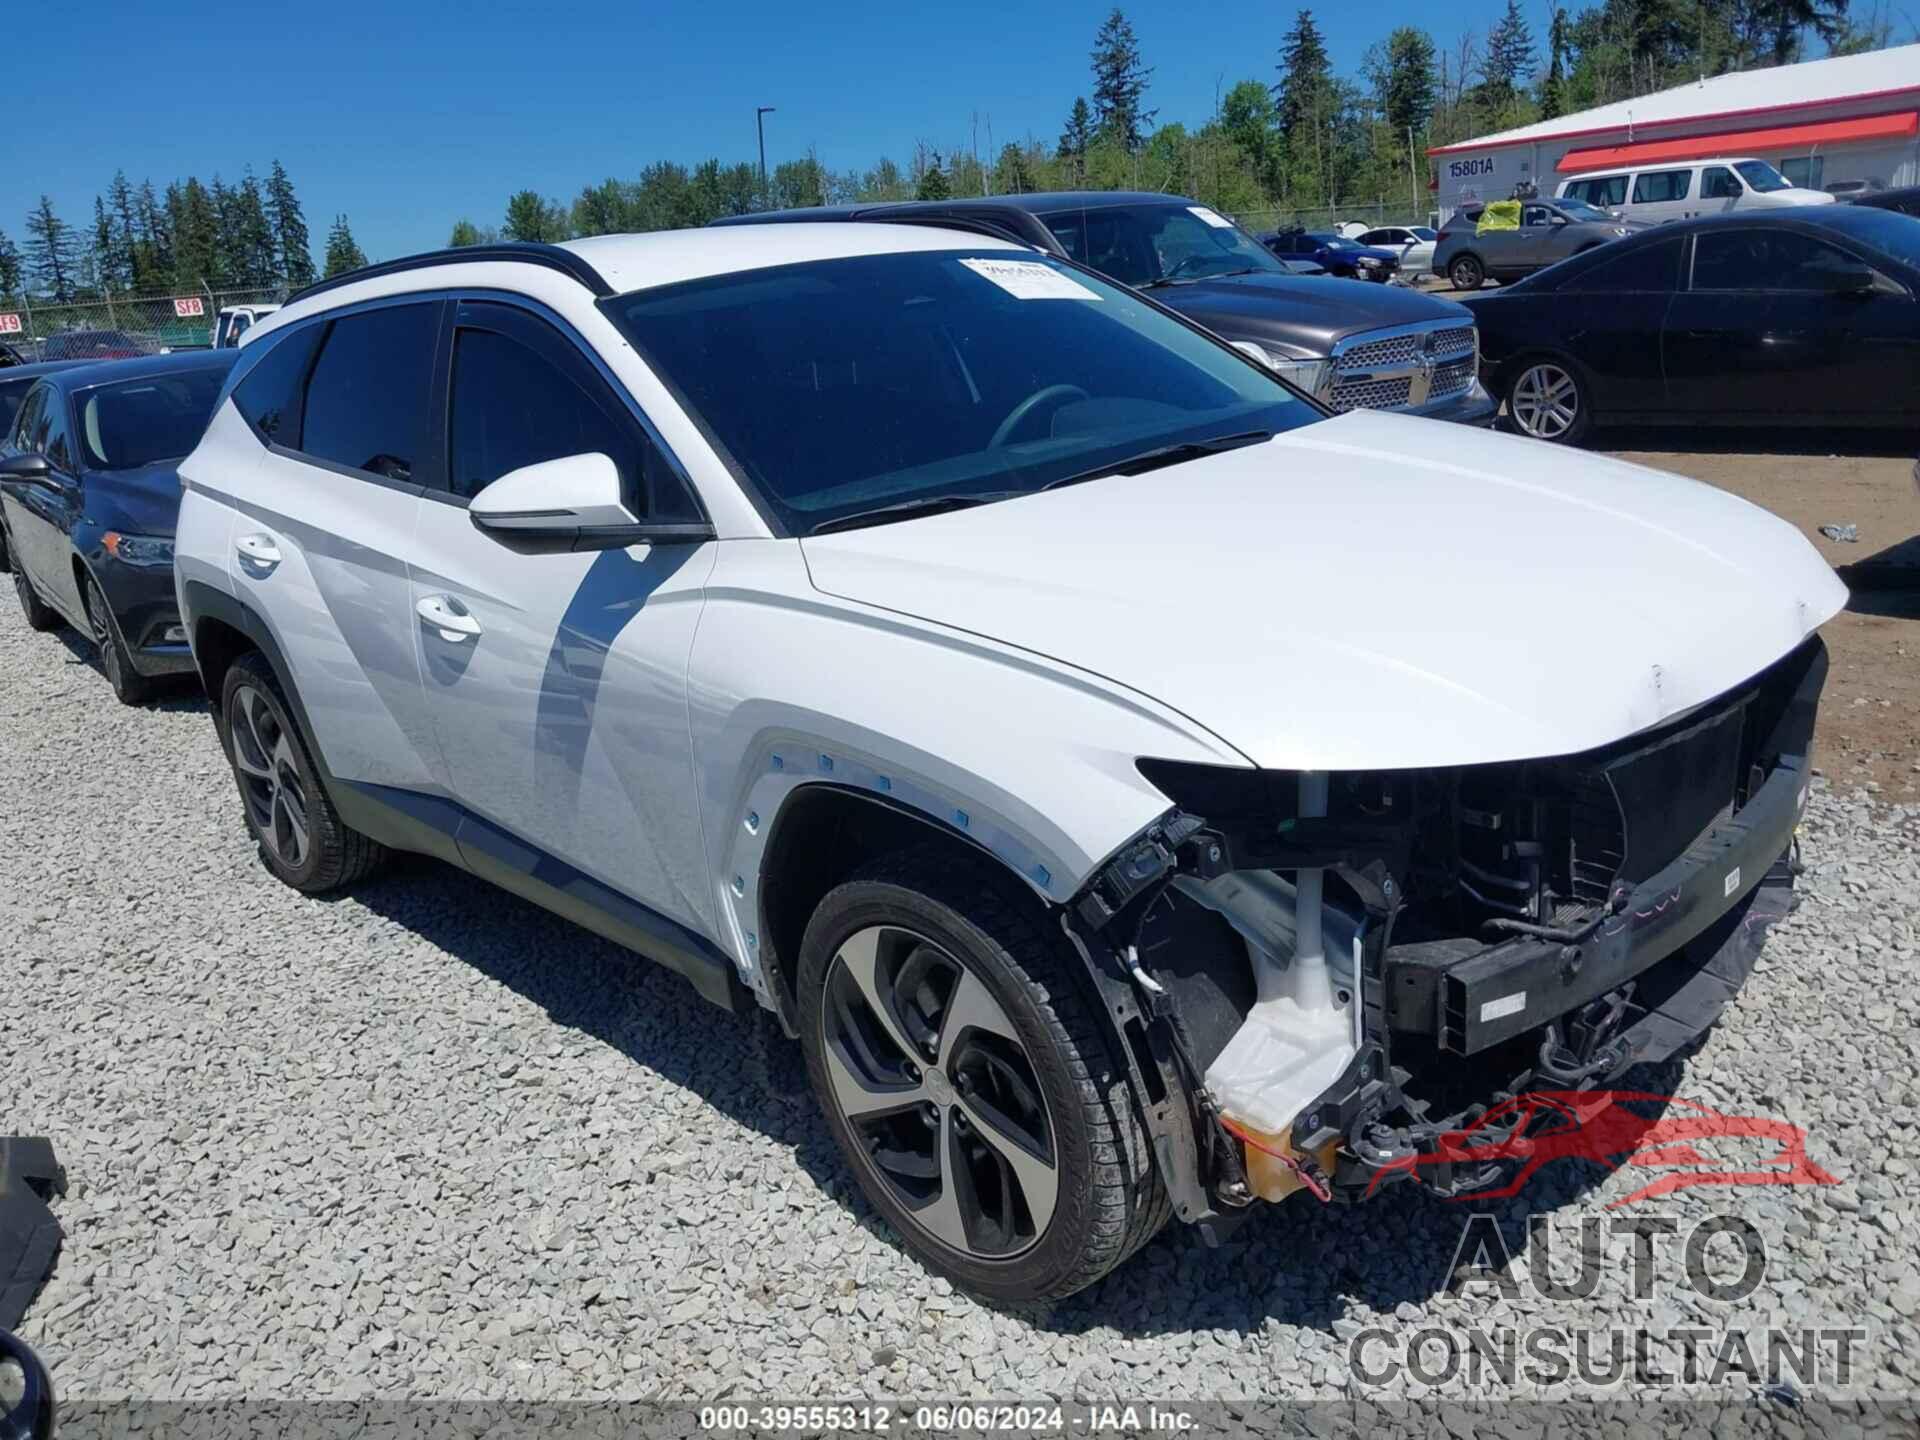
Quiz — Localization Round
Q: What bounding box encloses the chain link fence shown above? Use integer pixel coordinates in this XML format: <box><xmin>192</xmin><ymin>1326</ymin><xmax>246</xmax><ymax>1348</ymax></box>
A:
<box><xmin>1230</xmin><ymin>199</ymin><xmax>1438</xmax><ymax>236</ymax></box>
<box><xmin>0</xmin><ymin>286</ymin><xmax>288</xmax><ymax>362</ymax></box>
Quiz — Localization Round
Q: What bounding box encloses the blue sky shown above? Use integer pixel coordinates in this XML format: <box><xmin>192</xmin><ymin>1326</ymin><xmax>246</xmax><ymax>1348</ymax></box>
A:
<box><xmin>2</xmin><ymin>0</ymin><xmax>1530</xmax><ymax>265</ymax></box>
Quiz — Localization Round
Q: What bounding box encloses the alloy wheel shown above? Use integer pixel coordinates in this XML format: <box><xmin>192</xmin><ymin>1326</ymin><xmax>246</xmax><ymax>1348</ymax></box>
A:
<box><xmin>86</xmin><ymin>581</ymin><xmax>124</xmax><ymax>692</ymax></box>
<box><xmin>228</xmin><ymin>683</ymin><xmax>312</xmax><ymax>869</ymax></box>
<box><xmin>1510</xmin><ymin>362</ymin><xmax>1581</xmax><ymax>440</ymax></box>
<box><xmin>819</xmin><ymin>925</ymin><xmax>1058</xmax><ymax>1259</ymax></box>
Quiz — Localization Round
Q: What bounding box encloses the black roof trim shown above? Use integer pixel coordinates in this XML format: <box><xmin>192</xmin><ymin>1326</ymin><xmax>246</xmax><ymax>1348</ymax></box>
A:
<box><xmin>285</xmin><ymin>243</ymin><xmax>614</xmax><ymax>306</ymax></box>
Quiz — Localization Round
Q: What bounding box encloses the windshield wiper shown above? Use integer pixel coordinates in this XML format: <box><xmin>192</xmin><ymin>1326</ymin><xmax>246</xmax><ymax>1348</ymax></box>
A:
<box><xmin>809</xmin><ymin>490</ymin><xmax>1023</xmax><ymax>535</ymax></box>
<box><xmin>1040</xmin><ymin>429</ymin><xmax>1278</xmax><ymax>492</ymax></box>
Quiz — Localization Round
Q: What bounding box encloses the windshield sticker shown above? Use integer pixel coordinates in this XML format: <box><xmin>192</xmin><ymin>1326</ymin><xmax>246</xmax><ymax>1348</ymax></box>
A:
<box><xmin>959</xmin><ymin>258</ymin><xmax>1102</xmax><ymax>301</ymax></box>
<box><xmin>1187</xmin><ymin>205</ymin><xmax>1235</xmax><ymax>229</ymax></box>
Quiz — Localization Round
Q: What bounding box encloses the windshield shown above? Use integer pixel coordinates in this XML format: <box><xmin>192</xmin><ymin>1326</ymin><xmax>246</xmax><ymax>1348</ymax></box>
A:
<box><xmin>1824</xmin><ymin>207</ymin><xmax>1920</xmax><ymax>269</ymax></box>
<box><xmin>604</xmin><ymin>249</ymin><xmax>1317</xmax><ymax>535</ymax></box>
<box><xmin>1736</xmin><ymin>160</ymin><xmax>1793</xmax><ymax>193</ymax></box>
<box><xmin>1555</xmin><ymin>199</ymin><xmax>1616</xmax><ymax>222</ymax></box>
<box><xmin>1410</xmin><ymin>227</ymin><xmax>1437</xmax><ymax>241</ymax></box>
<box><xmin>78</xmin><ymin>369</ymin><xmax>227</xmax><ymax>470</ymax></box>
<box><xmin>1042</xmin><ymin>203</ymin><xmax>1288</xmax><ymax>287</ymax></box>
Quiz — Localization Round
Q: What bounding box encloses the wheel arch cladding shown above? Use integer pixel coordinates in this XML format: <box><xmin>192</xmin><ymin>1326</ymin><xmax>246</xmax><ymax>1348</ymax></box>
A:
<box><xmin>754</xmin><ymin>784</ymin><xmax>1030</xmax><ymax>1032</ymax></box>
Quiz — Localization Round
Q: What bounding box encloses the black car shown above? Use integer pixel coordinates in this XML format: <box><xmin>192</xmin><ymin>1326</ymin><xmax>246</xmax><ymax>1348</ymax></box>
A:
<box><xmin>715</xmin><ymin>192</ymin><xmax>1494</xmax><ymax>424</ymax></box>
<box><xmin>0</xmin><ymin>350</ymin><xmax>237</xmax><ymax>701</ymax></box>
<box><xmin>1850</xmin><ymin>184</ymin><xmax>1920</xmax><ymax>219</ymax></box>
<box><xmin>1462</xmin><ymin>206</ymin><xmax>1920</xmax><ymax>445</ymax></box>
<box><xmin>1258</xmin><ymin>229</ymin><xmax>1401</xmax><ymax>281</ymax></box>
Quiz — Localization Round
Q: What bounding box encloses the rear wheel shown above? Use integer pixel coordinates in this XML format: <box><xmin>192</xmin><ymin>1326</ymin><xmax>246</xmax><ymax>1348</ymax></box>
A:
<box><xmin>86</xmin><ymin>573</ymin><xmax>154</xmax><ymax>705</ymax></box>
<box><xmin>219</xmin><ymin>652</ymin><xmax>387</xmax><ymax>893</ymax></box>
<box><xmin>11</xmin><ymin>564</ymin><xmax>59</xmax><ymax>632</ymax></box>
<box><xmin>1507</xmin><ymin>358</ymin><xmax>1593</xmax><ymax>445</ymax></box>
<box><xmin>797</xmin><ymin>847</ymin><xmax>1169</xmax><ymax>1301</ymax></box>
<box><xmin>1448</xmin><ymin>254</ymin><xmax>1486</xmax><ymax>290</ymax></box>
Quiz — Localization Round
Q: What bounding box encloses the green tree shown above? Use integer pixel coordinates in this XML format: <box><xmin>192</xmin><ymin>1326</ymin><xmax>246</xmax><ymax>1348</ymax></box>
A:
<box><xmin>1274</xmin><ymin>11</ymin><xmax>1335</xmax><ymax>201</ymax></box>
<box><xmin>135</xmin><ymin>180</ymin><xmax>171</xmax><ymax>290</ymax></box>
<box><xmin>91</xmin><ymin>196</ymin><xmax>125</xmax><ymax>293</ymax></box>
<box><xmin>0</xmin><ymin>227</ymin><xmax>23</xmax><ymax>299</ymax></box>
<box><xmin>1219</xmin><ymin>79</ymin><xmax>1279</xmax><ymax>192</ymax></box>
<box><xmin>24</xmin><ymin>196</ymin><xmax>78</xmax><ymax>301</ymax></box>
<box><xmin>916</xmin><ymin>152</ymin><xmax>952</xmax><ymax>201</ymax></box>
<box><xmin>448</xmin><ymin>218</ymin><xmax>489</xmax><ymax>246</ymax></box>
<box><xmin>1058</xmin><ymin>98</ymin><xmax>1095</xmax><ymax>160</ymax></box>
<box><xmin>771</xmin><ymin>156</ymin><xmax>829</xmax><ymax>209</ymax></box>
<box><xmin>993</xmin><ymin>142</ymin><xmax>1037</xmax><ymax>194</ymax></box>
<box><xmin>1539</xmin><ymin>8</ymin><xmax>1570</xmax><ymax>119</ymax></box>
<box><xmin>322</xmin><ymin>214</ymin><xmax>367</xmax><ymax>278</ymax></box>
<box><xmin>234</xmin><ymin>172</ymin><xmax>278</xmax><ymax>287</ymax></box>
<box><xmin>266</xmin><ymin>160</ymin><xmax>315</xmax><ymax>287</ymax></box>
<box><xmin>1484</xmin><ymin>0</ymin><xmax>1538</xmax><ymax>99</ymax></box>
<box><xmin>1089</xmin><ymin>9</ymin><xmax>1156</xmax><ymax>153</ymax></box>
<box><xmin>1376</xmin><ymin>28</ymin><xmax>1437</xmax><ymax>137</ymax></box>
<box><xmin>504</xmin><ymin>190</ymin><xmax>568</xmax><ymax>242</ymax></box>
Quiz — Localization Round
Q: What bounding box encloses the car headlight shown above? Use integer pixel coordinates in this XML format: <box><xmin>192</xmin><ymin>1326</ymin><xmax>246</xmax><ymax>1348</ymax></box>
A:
<box><xmin>1240</xmin><ymin>344</ymin><xmax>1334</xmax><ymax>399</ymax></box>
<box><xmin>102</xmin><ymin>532</ymin><xmax>174</xmax><ymax>568</ymax></box>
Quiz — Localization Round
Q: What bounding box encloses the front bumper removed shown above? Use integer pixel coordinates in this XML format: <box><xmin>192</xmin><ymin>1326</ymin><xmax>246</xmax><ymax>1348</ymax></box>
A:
<box><xmin>1064</xmin><ymin>637</ymin><xmax>1826</xmax><ymax>1230</ymax></box>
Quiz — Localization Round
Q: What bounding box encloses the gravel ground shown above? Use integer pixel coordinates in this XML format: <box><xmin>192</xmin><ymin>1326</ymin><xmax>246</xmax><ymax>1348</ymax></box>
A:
<box><xmin>2</xmin><ymin>596</ymin><xmax>1917</xmax><ymax>1416</ymax></box>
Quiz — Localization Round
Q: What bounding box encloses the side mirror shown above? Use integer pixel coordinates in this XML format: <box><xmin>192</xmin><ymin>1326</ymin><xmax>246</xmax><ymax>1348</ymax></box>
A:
<box><xmin>0</xmin><ymin>453</ymin><xmax>58</xmax><ymax>490</ymax></box>
<box><xmin>1550</xmin><ymin>215</ymin><xmax>1569</xmax><ymax>227</ymax></box>
<box><xmin>469</xmin><ymin>452</ymin><xmax>712</xmax><ymax>551</ymax></box>
<box><xmin>1818</xmin><ymin>262</ymin><xmax>1881</xmax><ymax>296</ymax></box>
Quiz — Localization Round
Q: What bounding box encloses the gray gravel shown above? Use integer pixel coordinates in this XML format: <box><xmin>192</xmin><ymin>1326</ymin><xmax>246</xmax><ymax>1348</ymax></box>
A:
<box><xmin>2</xmin><ymin>599</ymin><xmax>1917</xmax><ymax>1412</ymax></box>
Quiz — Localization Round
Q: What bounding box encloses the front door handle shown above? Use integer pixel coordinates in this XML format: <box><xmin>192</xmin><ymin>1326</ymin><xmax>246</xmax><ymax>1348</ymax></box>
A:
<box><xmin>235</xmin><ymin>533</ymin><xmax>281</xmax><ymax>570</ymax></box>
<box><xmin>416</xmin><ymin>594</ymin><xmax>482</xmax><ymax>642</ymax></box>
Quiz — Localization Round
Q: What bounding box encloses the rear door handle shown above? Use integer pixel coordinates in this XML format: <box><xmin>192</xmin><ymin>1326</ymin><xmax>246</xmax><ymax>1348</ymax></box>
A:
<box><xmin>235</xmin><ymin>533</ymin><xmax>281</xmax><ymax>570</ymax></box>
<box><xmin>416</xmin><ymin>594</ymin><xmax>482</xmax><ymax>642</ymax></box>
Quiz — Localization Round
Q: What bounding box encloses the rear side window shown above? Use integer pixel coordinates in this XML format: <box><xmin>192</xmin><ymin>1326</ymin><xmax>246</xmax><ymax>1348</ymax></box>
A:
<box><xmin>233</xmin><ymin>324</ymin><xmax>325</xmax><ymax>447</ymax></box>
<box><xmin>298</xmin><ymin>303</ymin><xmax>440</xmax><ymax>484</ymax></box>
<box><xmin>1559</xmin><ymin>237</ymin><xmax>1683</xmax><ymax>293</ymax></box>
<box><xmin>1631</xmin><ymin>170</ymin><xmax>1691</xmax><ymax>203</ymax></box>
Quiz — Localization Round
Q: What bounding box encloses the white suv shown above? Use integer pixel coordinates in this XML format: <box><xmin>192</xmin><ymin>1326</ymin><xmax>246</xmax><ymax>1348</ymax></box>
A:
<box><xmin>173</xmin><ymin>226</ymin><xmax>1844</xmax><ymax>1300</ymax></box>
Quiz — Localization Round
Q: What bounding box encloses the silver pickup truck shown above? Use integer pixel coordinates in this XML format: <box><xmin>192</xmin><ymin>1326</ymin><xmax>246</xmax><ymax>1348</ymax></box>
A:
<box><xmin>1433</xmin><ymin>198</ymin><xmax>1643</xmax><ymax>289</ymax></box>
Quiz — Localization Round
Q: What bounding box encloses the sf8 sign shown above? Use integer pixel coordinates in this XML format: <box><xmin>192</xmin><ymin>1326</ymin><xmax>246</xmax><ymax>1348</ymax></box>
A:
<box><xmin>174</xmin><ymin>296</ymin><xmax>205</xmax><ymax>318</ymax></box>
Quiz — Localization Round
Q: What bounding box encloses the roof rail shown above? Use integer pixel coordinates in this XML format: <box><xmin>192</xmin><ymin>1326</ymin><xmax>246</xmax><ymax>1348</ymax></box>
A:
<box><xmin>285</xmin><ymin>242</ymin><xmax>615</xmax><ymax>306</ymax></box>
<box><xmin>867</xmin><ymin>212</ymin><xmax>1040</xmax><ymax>249</ymax></box>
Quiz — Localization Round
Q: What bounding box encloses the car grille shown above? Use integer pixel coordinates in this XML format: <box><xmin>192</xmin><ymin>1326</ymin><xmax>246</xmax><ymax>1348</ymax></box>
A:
<box><xmin>1328</xmin><ymin>322</ymin><xmax>1479</xmax><ymax>414</ymax></box>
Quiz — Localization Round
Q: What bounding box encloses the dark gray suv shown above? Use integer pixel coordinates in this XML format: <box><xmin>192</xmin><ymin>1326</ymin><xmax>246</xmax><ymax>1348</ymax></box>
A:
<box><xmin>1433</xmin><ymin>198</ymin><xmax>1643</xmax><ymax>290</ymax></box>
<box><xmin>717</xmin><ymin>192</ymin><xmax>1496</xmax><ymax>425</ymax></box>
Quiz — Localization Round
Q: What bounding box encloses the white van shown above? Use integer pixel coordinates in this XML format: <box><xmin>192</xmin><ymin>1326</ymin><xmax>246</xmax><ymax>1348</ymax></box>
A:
<box><xmin>212</xmin><ymin>304</ymin><xmax>281</xmax><ymax>349</ymax></box>
<box><xmin>1556</xmin><ymin>157</ymin><xmax>1834</xmax><ymax>225</ymax></box>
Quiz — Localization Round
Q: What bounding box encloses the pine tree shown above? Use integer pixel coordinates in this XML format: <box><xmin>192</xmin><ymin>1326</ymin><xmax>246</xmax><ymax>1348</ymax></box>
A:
<box><xmin>107</xmin><ymin>171</ymin><xmax>140</xmax><ymax>290</ymax></box>
<box><xmin>0</xmin><ymin>228</ymin><xmax>22</xmax><ymax>300</ymax></box>
<box><xmin>92</xmin><ymin>197</ymin><xmax>123</xmax><ymax>293</ymax></box>
<box><xmin>1089</xmin><ymin>9</ymin><xmax>1156</xmax><ymax>153</ymax></box>
<box><xmin>1540</xmin><ymin>8</ymin><xmax>1570</xmax><ymax>119</ymax></box>
<box><xmin>1058</xmin><ymin>98</ymin><xmax>1095</xmax><ymax>161</ymax></box>
<box><xmin>1379</xmin><ymin>28</ymin><xmax>1438</xmax><ymax>137</ymax></box>
<box><xmin>209</xmin><ymin>176</ymin><xmax>241</xmax><ymax>286</ymax></box>
<box><xmin>504</xmin><ymin>190</ymin><xmax>566</xmax><ymax>243</ymax></box>
<box><xmin>170</xmin><ymin>178</ymin><xmax>220</xmax><ymax>292</ymax></box>
<box><xmin>1274</xmin><ymin>12</ymin><xmax>1334</xmax><ymax>199</ymax></box>
<box><xmin>236</xmin><ymin>172</ymin><xmax>278</xmax><ymax>287</ymax></box>
<box><xmin>136</xmin><ymin>180</ymin><xmax>171</xmax><ymax>290</ymax></box>
<box><xmin>24</xmin><ymin>196</ymin><xmax>78</xmax><ymax>302</ymax></box>
<box><xmin>322</xmin><ymin>215</ymin><xmax>368</xmax><ymax>277</ymax></box>
<box><xmin>266</xmin><ymin>160</ymin><xmax>315</xmax><ymax>287</ymax></box>
<box><xmin>916</xmin><ymin>153</ymin><xmax>952</xmax><ymax>201</ymax></box>
<box><xmin>1485</xmin><ymin>0</ymin><xmax>1538</xmax><ymax>97</ymax></box>
<box><xmin>449</xmin><ymin>219</ymin><xmax>485</xmax><ymax>247</ymax></box>
<box><xmin>993</xmin><ymin>143</ymin><xmax>1036</xmax><ymax>195</ymax></box>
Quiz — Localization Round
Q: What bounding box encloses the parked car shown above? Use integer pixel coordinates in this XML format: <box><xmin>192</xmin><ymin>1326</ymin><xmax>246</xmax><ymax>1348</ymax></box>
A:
<box><xmin>1434</xmin><ymin>197</ymin><xmax>1644</xmax><ymax>290</ymax></box>
<box><xmin>213</xmin><ymin>304</ymin><xmax>281</xmax><ymax>349</ymax></box>
<box><xmin>0</xmin><ymin>361</ymin><xmax>89</xmax><ymax>572</ymax></box>
<box><xmin>1557</xmin><ymin>157</ymin><xmax>1835</xmax><ymax>224</ymax></box>
<box><xmin>1463</xmin><ymin>206</ymin><xmax>1920</xmax><ymax>444</ymax></box>
<box><xmin>717</xmin><ymin>194</ymin><xmax>1492</xmax><ymax>424</ymax></box>
<box><xmin>1259</xmin><ymin>229</ymin><xmax>1400</xmax><ymax>281</ymax></box>
<box><xmin>175</xmin><ymin>231</ymin><xmax>1838</xmax><ymax>1300</ymax></box>
<box><xmin>1355</xmin><ymin>224</ymin><xmax>1439</xmax><ymax>276</ymax></box>
<box><xmin>1851</xmin><ymin>184</ymin><xmax>1920</xmax><ymax>219</ymax></box>
<box><xmin>0</xmin><ymin>350</ymin><xmax>236</xmax><ymax>701</ymax></box>
<box><xmin>1825</xmin><ymin>178</ymin><xmax>1885</xmax><ymax>198</ymax></box>
<box><xmin>37</xmin><ymin>329</ymin><xmax>159</xmax><ymax>362</ymax></box>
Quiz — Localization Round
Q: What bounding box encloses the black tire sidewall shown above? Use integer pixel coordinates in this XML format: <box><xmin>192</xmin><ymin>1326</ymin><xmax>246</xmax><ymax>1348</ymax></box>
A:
<box><xmin>87</xmin><ymin>575</ymin><xmax>146</xmax><ymax>704</ymax></box>
<box><xmin>1451</xmin><ymin>255</ymin><xmax>1485</xmax><ymax>289</ymax></box>
<box><xmin>219</xmin><ymin>655</ymin><xmax>324</xmax><ymax>889</ymax></box>
<box><xmin>795</xmin><ymin>878</ymin><xmax>1104</xmax><ymax>1302</ymax></box>
<box><xmin>13</xmin><ymin>566</ymin><xmax>58</xmax><ymax>631</ymax></box>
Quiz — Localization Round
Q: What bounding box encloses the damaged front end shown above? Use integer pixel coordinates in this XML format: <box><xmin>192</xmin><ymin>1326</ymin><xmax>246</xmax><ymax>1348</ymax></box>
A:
<box><xmin>1064</xmin><ymin>637</ymin><xmax>1827</xmax><ymax>1232</ymax></box>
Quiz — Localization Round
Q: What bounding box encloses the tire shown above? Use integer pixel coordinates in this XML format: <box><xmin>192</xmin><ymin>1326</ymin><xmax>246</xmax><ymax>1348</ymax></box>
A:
<box><xmin>11</xmin><ymin>564</ymin><xmax>60</xmax><ymax>632</ymax></box>
<box><xmin>218</xmin><ymin>651</ymin><xmax>387</xmax><ymax>893</ymax></box>
<box><xmin>1506</xmin><ymin>356</ymin><xmax>1594</xmax><ymax>445</ymax></box>
<box><xmin>796</xmin><ymin>845</ymin><xmax>1169</xmax><ymax>1302</ymax></box>
<box><xmin>1448</xmin><ymin>253</ymin><xmax>1486</xmax><ymax>290</ymax></box>
<box><xmin>85</xmin><ymin>572</ymin><xmax>155</xmax><ymax>705</ymax></box>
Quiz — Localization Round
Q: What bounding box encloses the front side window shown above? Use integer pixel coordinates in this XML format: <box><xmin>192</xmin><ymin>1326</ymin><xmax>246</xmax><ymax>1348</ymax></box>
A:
<box><xmin>1735</xmin><ymin>160</ymin><xmax>1793</xmax><ymax>193</ymax></box>
<box><xmin>447</xmin><ymin>319</ymin><xmax>696</xmax><ymax>521</ymax></box>
<box><xmin>77</xmin><ymin>369</ymin><xmax>229</xmax><ymax>470</ymax></box>
<box><xmin>1554</xmin><ymin>198</ymin><xmax>1617</xmax><ymax>223</ymax></box>
<box><xmin>1575</xmin><ymin>175</ymin><xmax>1628</xmax><ymax>207</ymax></box>
<box><xmin>298</xmin><ymin>303</ymin><xmax>439</xmax><ymax>483</ymax></box>
<box><xmin>1703</xmin><ymin>167</ymin><xmax>1742</xmax><ymax>200</ymax></box>
<box><xmin>44</xmin><ymin>403</ymin><xmax>73</xmax><ymax>472</ymax></box>
<box><xmin>1631</xmin><ymin>170</ymin><xmax>1692</xmax><ymax>203</ymax></box>
<box><xmin>1692</xmin><ymin>229</ymin><xmax>1867</xmax><ymax>291</ymax></box>
<box><xmin>14</xmin><ymin>386</ymin><xmax>52</xmax><ymax>455</ymax></box>
<box><xmin>604</xmin><ymin>249</ymin><xmax>1317</xmax><ymax>535</ymax></box>
<box><xmin>1042</xmin><ymin>204</ymin><xmax>1287</xmax><ymax>288</ymax></box>
<box><xmin>4</xmin><ymin>382</ymin><xmax>42</xmax><ymax>446</ymax></box>
<box><xmin>1522</xmin><ymin>205</ymin><xmax>1555</xmax><ymax>227</ymax></box>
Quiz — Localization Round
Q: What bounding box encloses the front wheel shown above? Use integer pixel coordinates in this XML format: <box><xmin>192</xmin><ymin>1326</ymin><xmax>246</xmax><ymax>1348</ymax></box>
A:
<box><xmin>797</xmin><ymin>847</ymin><xmax>1168</xmax><ymax>1301</ymax></box>
<box><xmin>1448</xmin><ymin>254</ymin><xmax>1486</xmax><ymax>290</ymax></box>
<box><xmin>12</xmin><ymin>565</ymin><xmax>60</xmax><ymax>632</ymax></box>
<box><xmin>1507</xmin><ymin>358</ymin><xmax>1593</xmax><ymax>445</ymax></box>
<box><xmin>86</xmin><ymin>573</ymin><xmax>154</xmax><ymax>705</ymax></box>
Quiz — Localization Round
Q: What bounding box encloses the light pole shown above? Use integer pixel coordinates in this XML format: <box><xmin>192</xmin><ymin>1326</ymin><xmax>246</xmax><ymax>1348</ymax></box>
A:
<box><xmin>756</xmin><ymin>106</ymin><xmax>777</xmax><ymax>208</ymax></box>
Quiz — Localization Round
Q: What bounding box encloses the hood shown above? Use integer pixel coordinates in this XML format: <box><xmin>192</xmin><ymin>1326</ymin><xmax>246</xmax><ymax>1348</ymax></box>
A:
<box><xmin>1761</xmin><ymin>187</ymin><xmax>1838</xmax><ymax>207</ymax></box>
<box><xmin>1155</xmin><ymin>273</ymin><xmax>1471</xmax><ymax>351</ymax></box>
<box><xmin>82</xmin><ymin>462</ymin><xmax>185</xmax><ymax>538</ymax></box>
<box><xmin>800</xmin><ymin>411</ymin><xmax>1846</xmax><ymax>771</ymax></box>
